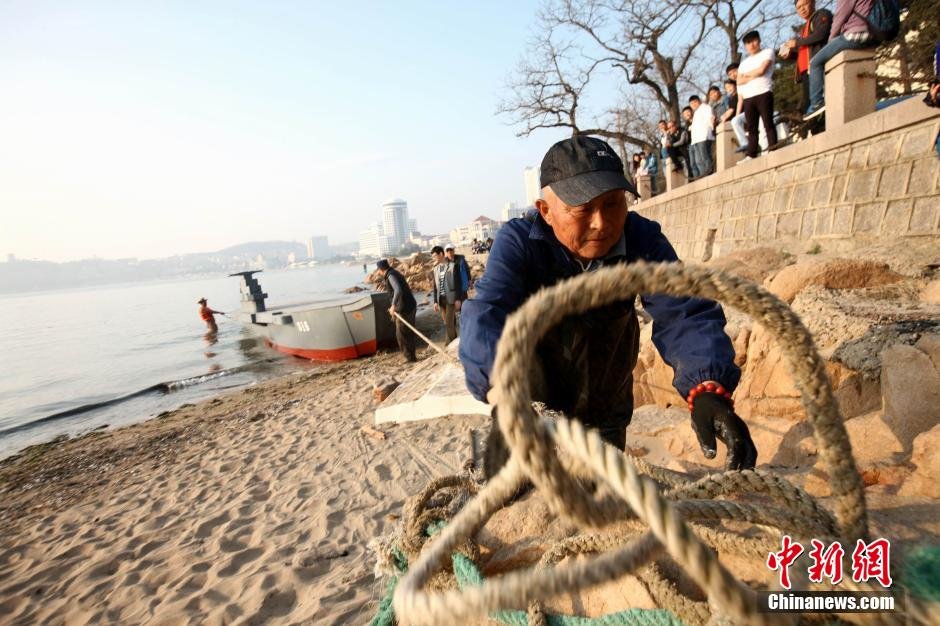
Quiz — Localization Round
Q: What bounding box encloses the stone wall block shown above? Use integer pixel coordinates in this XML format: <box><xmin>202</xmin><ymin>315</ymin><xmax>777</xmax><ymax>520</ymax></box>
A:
<box><xmin>743</xmin><ymin>216</ymin><xmax>759</xmax><ymax>238</ymax></box>
<box><xmin>774</xmin><ymin>166</ymin><xmax>795</xmax><ymax>187</ymax></box>
<box><xmin>900</xmin><ymin>126</ymin><xmax>938</xmax><ymax>159</ymax></box>
<box><xmin>813</xmin><ymin>178</ymin><xmax>834</xmax><ymax>207</ymax></box>
<box><xmin>908</xmin><ymin>157</ymin><xmax>940</xmax><ymax>195</ymax></box>
<box><xmin>793</xmin><ymin>161</ymin><xmax>813</xmax><ymax>182</ymax></box>
<box><xmin>909</xmin><ymin>195</ymin><xmax>940</xmax><ymax>234</ymax></box>
<box><xmin>830</xmin><ymin>174</ymin><xmax>848</xmax><ymax>203</ymax></box>
<box><xmin>757</xmin><ymin>215</ymin><xmax>777</xmax><ymax>241</ymax></box>
<box><xmin>852</xmin><ymin>201</ymin><xmax>887</xmax><ymax>234</ymax></box>
<box><xmin>881</xmin><ymin>200</ymin><xmax>912</xmax><ymax>235</ymax></box>
<box><xmin>866</xmin><ymin>135</ymin><xmax>901</xmax><ymax>166</ymax></box>
<box><xmin>801</xmin><ymin>210</ymin><xmax>817</xmax><ymax>239</ymax></box>
<box><xmin>815</xmin><ymin>207</ymin><xmax>834</xmax><ymax>236</ymax></box>
<box><xmin>831</xmin><ymin>205</ymin><xmax>854</xmax><ymax>235</ymax></box>
<box><xmin>771</xmin><ymin>187</ymin><xmax>792</xmax><ymax>214</ymax></box>
<box><xmin>776</xmin><ymin>211</ymin><xmax>802</xmax><ymax>239</ymax></box>
<box><xmin>831</xmin><ymin>150</ymin><xmax>850</xmax><ymax>173</ymax></box>
<box><xmin>848</xmin><ymin>145</ymin><xmax>869</xmax><ymax>169</ymax></box>
<box><xmin>791</xmin><ymin>182</ymin><xmax>814</xmax><ymax>210</ymax></box>
<box><xmin>812</xmin><ymin>155</ymin><xmax>834</xmax><ymax>178</ymax></box>
<box><xmin>877</xmin><ymin>162</ymin><xmax>912</xmax><ymax>199</ymax></box>
<box><xmin>845</xmin><ymin>169</ymin><xmax>880</xmax><ymax>201</ymax></box>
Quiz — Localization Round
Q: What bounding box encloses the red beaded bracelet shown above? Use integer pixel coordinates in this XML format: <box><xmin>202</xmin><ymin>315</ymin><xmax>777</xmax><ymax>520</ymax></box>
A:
<box><xmin>686</xmin><ymin>381</ymin><xmax>733</xmax><ymax>411</ymax></box>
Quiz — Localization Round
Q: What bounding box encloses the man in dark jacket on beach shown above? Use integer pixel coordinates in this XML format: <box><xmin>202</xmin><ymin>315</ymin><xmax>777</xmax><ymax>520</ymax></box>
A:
<box><xmin>377</xmin><ymin>259</ymin><xmax>417</xmax><ymax>362</ymax></box>
<box><xmin>459</xmin><ymin>136</ymin><xmax>756</xmax><ymax>475</ymax></box>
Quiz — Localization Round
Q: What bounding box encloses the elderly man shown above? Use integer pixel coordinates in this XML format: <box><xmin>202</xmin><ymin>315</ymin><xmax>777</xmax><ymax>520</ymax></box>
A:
<box><xmin>459</xmin><ymin>136</ymin><xmax>756</xmax><ymax>475</ymax></box>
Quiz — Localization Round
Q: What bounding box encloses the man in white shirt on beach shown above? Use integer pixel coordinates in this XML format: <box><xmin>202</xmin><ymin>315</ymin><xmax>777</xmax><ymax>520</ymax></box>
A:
<box><xmin>688</xmin><ymin>95</ymin><xmax>715</xmax><ymax>178</ymax></box>
<box><xmin>737</xmin><ymin>30</ymin><xmax>778</xmax><ymax>159</ymax></box>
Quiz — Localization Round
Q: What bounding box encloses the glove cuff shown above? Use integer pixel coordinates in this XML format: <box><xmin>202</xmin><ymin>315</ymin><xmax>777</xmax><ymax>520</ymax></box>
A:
<box><xmin>687</xmin><ymin>381</ymin><xmax>734</xmax><ymax>412</ymax></box>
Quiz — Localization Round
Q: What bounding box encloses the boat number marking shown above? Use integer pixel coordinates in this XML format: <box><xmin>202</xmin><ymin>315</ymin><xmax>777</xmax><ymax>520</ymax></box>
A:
<box><xmin>297</xmin><ymin>320</ymin><xmax>311</xmax><ymax>332</ymax></box>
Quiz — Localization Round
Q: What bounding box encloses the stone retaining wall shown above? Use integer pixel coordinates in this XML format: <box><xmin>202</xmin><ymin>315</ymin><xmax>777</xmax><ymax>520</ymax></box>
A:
<box><xmin>635</xmin><ymin>97</ymin><xmax>940</xmax><ymax>261</ymax></box>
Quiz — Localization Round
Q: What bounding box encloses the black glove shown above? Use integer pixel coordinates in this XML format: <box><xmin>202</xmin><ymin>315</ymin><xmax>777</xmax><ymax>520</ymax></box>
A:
<box><xmin>690</xmin><ymin>392</ymin><xmax>757</xmax><ymax>470</ymax></box>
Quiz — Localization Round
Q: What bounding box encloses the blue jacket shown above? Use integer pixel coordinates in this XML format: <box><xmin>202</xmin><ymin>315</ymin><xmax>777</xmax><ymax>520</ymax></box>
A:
<box><xmin>458</xmin><ymin>211</ymin><xmax>740</xmax><ymax>402</ymax></box>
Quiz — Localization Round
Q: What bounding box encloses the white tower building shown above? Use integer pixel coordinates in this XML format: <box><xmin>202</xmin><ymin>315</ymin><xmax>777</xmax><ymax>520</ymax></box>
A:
<box><xmin>524</xmin><ymin>167</ymin><xmax>541</xmax><ymax>207</ymax></box>
<box><xmin>382</xmin><ymin>198</ymin><xmax>409</xmax><ymax>253</ymax></box>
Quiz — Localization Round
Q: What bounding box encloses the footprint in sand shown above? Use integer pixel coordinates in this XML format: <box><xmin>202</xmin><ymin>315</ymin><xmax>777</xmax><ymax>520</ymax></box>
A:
<box><xmin>218</xmin><ymin>547</ymin><xmax>264</xmax><ymax>577</ymax></box>
<box><xmin>195</xmin><ymin>511</ymin><xmax>231</xmax><ymax>539</ymax></box>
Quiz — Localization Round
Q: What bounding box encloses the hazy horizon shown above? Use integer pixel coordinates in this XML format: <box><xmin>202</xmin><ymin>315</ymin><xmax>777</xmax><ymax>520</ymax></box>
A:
<box><xmin>1</xmin><ymin>1</ymin><xmax>556</xmax><ymax>263</ymax></box>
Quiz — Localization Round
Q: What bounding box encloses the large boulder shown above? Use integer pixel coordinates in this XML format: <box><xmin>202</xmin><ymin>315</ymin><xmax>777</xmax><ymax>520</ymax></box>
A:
<box><xmin>766</xmin><ymin>258</ymin><xmax>903</xmax><ymax>303</ymax></box>
<box><xmin>707</xmin><ymin>246</ymin><xmax>794</xmax><ymax>283</ymax></box>
<box><xmin>898</xmin><ymin>424</ymin><xmax>940</xmax><ymax>499</ymax></box>
<box><xmin>920</xmin><ymin>279</ymin><xmax>940</xmax><ymax>304</ymax></box>
<box><xmin>880</xmin><ymin>342</ymin><xmax>940</xmax><ymax>451</ymax></box>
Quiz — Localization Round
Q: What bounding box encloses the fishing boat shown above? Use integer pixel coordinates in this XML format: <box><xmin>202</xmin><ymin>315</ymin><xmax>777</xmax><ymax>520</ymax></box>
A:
<box><xmin>229</xmin><ymin>270</ymin><xmax>395</xmax><ymax>361</ymax></box>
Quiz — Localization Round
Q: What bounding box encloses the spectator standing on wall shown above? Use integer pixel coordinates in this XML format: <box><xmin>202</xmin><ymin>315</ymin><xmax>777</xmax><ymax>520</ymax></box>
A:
<box><xmin>689</xmin><ymin>95</ymin><xmax>716</xmax><ymax>177</ymax></box>
<box><xmin>644</xmin><ymin>150</ymin><xmax>659</xmax><ymax>194</ymax></box>
<box><xmin>737</xmin><ymin>30</ymin><xmax>778</xmax><ymax>159</ymax></box>
<box><xmin>657</xmin><ymin>120</ymin><xmax>670</xmax><ymax>161</ymax></box>
<box><xmin>804</xmin><ymin>0</ymin><xmax>875</xmax><ymax>120</ymax></box>
<box><xmin>779</xmin><ymin>0</ymin><xmax>833</xmax><ymax>117</ymax></box>
<box><xmin>720</xmin><ymin>79</ymin><xmax>738</xmax><ymax>125</ymax></box>
<box><xmin>665</xmin><ymin>119</ymin><xmax>692</xmax><ymax>179</ymax></box>
<box><xmin>680</xmin><ymin>106</ymin><xmax>699</xmax><ymax>178</ymax></box>
<box><xmin>709</xmin><ymin>86</ymin><xmax>728</xmax><ymax>126</ymax></box>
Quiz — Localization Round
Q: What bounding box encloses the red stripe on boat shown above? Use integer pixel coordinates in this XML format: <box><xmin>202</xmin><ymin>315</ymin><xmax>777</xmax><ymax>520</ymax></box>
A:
<box><xmin>266</xmin><ymin>339</ymin><xmax>378</xmax><ymax>361</ymax></box>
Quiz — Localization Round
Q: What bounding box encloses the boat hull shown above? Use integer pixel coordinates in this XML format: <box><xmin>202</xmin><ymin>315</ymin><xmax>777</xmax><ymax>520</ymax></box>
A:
<box><xmin>229</xmin><ymin>271</ymin><xmax>394</xmax><ymax>362</ymax></box>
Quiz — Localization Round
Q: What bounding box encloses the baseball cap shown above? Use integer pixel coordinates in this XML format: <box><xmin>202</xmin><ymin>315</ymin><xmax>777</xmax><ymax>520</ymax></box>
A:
<box><xmin>444</xmin><ymin>243</ymin><xmax>455</xmax><ymax>251</ymax></box>
<box><xmin>197</xmin><ymin>297</ymin><xmax>207</xmax><ymax>304</ymax></box>
<box><xmin>540</xmin><ymin>136</ymin><xmax>637</xmax><ymax>206</ymax></box>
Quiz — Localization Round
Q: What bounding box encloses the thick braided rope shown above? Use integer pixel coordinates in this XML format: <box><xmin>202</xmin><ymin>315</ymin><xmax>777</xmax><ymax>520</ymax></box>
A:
<box><xmin>393</xmin><ymin>262</ymin><xmax>868</xmax><ymax>625</ymax></box>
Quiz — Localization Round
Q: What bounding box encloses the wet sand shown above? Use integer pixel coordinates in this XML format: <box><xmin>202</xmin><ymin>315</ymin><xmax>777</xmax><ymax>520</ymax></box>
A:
<box><xmin>0</xmin><ymin>317</ymin><xmax>487</xmax><ymax>625</ymax></box>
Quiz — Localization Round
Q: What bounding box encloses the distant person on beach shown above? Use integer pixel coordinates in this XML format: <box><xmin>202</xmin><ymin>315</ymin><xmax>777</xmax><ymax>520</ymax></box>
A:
<box><xmin>430</xmin><ymin>245</ymin><xmax>468</xmax><ymax>345</ymax></box>
<box><xmin>376</xmin><ymin>259</ymin><xmax>418</xmax><ymax>363</ymax></box>
<box><xmin>197</xmin><ymin>298</ymin><xmax>224</xmax><ymax>333</ymax></box>
<box><xmin>459</xmin><ymin>135</ymin><xmax>755</xmax><ymax>476</ymax></box>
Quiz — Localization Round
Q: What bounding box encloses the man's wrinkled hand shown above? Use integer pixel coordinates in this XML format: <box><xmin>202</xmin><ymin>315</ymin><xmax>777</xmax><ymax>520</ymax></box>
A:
<box><xmin>690</xmin><ymin>393</ymin><xmax>757</xmax><ymax>470</ymax></box>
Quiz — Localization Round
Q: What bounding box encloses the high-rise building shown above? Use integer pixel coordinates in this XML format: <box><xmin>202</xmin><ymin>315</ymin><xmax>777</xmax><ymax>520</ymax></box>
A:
<box><xmin>382</xmin><ymin>198</ymin><xmax>409</xmax><ymax>252</ymax></box>
<box><xmin>306</xmin><ymin>236</ymin><xmax>330</xmax><ymax>261</ymax></box>
<box><xmin>358</xmin><ymin>222</ymin><xmax>392</xmax><ymax>258</ymax></box>
<box><xmin>524</xmin><ymin>167</ymin><xmax>541</xmax><ymax>207</ymax></box>
<box><xmin>501</xmin><ymin>201</ymin><xmax>526</xmax><ymax>222</ymax></box>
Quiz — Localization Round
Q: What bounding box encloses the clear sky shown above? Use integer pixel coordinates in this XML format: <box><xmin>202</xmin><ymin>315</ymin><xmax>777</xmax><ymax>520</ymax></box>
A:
<box><xmin>0</xmin><ymin>1</ymin><xmax>557</xmax><ymax>262</ymax></box>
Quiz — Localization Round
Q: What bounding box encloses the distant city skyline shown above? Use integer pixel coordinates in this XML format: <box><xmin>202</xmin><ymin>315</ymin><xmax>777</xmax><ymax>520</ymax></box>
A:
<box><xmin>0</xmin><ymin>2</ymin><xmax>552</xmax><ymax>263</ymax></box>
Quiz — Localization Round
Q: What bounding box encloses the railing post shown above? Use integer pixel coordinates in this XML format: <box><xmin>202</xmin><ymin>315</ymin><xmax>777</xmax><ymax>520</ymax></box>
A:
<box><xmin>636</xmin><ymin>174</ymin><xmax>652</xmax><ymax>201</ymax></box>
<box><xmin>664</xmin><ymin>159</ymin><xmax>686</xmax><ymax>192</ymax></box>
<box><xmin>716</xmin><ymin>121</ymin><xmax>742</xmax><ymax>172</ymax></box>
<box><xmin>825</xmin><ymin>49</ymin><xmax>877</xmax><ymax>129</ymax></box>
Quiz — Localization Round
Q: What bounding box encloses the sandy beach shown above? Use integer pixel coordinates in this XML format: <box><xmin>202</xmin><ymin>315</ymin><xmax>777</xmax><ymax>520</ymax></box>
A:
<box><xmin>0</xmin><ymin>315</ymin><xmax>488</xmax><ymax>625</ymax></box>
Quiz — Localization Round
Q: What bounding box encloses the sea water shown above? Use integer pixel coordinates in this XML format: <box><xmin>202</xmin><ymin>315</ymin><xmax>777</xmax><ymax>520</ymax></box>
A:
<box><xmin>0</xmin><ymin>265</ymin><xmax>371</xmax><ymax>459</ymax></box>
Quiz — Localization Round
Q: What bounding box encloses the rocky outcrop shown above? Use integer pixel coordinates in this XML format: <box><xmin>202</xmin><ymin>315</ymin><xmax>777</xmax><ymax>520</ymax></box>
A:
<box><xmin>765</xmin><ymin>258</ymin><xmax>903</xmax><ymax>303</ymax></box>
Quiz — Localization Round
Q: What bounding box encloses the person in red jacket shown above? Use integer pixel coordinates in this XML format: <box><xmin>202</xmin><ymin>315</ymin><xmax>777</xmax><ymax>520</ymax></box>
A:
<box><xmin>198</xmin><ymin>298</ymin><xmax>224</xmax><ymax>333</ymax></box>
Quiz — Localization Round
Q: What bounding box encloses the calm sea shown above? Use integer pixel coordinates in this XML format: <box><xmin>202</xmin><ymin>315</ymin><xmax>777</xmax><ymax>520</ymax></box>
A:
<box><xmin>0</xmin><ymin>264</ymin><xmax>371</xmax><ymax>459</ymax></box>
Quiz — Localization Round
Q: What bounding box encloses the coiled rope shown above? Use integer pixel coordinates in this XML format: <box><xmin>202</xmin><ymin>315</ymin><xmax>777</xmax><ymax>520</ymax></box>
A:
<box><xmin>383</xmin><ymin>262</ymin><xmax>935</xmax><ymax>626</ymax></box>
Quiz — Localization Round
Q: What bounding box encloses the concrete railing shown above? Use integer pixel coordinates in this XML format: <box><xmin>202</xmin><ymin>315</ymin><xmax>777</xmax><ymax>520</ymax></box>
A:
<box><xmin>634</xmin><ymin>89</ymin><xmax>940</xmax><ymax>260</ymax></box>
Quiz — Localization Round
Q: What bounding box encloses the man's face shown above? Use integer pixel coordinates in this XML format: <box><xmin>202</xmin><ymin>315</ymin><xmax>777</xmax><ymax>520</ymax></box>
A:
<box><xmin>690</xmin><ymin>100</ymin><xmax>700</xmax><ymax>111</ymax></box>
<box><xmin>744</xmin><ymin>38</ymin><xmax>761</xmax><ymax>55</ymax></box>
<box><xmin>667</xmin><ymin>121</ymin><xmax>677</xmax><ymax>133</ymax></box>
<box><xmin>727</xmin><ymin>67</ymin><xmax>738</xmax><ymax>80</ymax></box>
<box><xmin>796</xmin><ymin>0</ymin><xmax>814</xmax><ymax>20</ymax></box>
<box><xmin>682</xmin><ymin>109</ymin><xmax>693</xmax><ymax>122</ymax></box>
<box><xmin>432</xmin><ymin>251</ymin><xmax>444</xmax><ymax>264</ymax></box>
<box><xmin>445</xmin><ymin>249</ymin><xmax>455</xmax><ymax>261</ymax></box>
<box><xmin>725</xmin><ymin>82</ymin><xmax>736</xmax><ymax>96</ymax></box>
<box><xmin>708</xmin><ymin>90</ymin><xmax>720</xmax><ymax>103</ymax></box>
<box><xmin>535</xmin><ymin>187</ymin><xmax>628</xmax><ymax>261</ymax></box>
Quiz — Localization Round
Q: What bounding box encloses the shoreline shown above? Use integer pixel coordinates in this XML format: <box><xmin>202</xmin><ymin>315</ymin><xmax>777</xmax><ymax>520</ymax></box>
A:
<box><xmin>0</xmin><ymin>308</ymin><xmax>474</xmax><ymax>625</ymax></box>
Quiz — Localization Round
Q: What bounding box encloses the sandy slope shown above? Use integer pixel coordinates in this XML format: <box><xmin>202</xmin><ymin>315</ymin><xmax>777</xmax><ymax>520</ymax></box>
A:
<box><xmin>0</xmin><ymin>349</ymin><xmax>488</xmax><ymax>625</ymax></box>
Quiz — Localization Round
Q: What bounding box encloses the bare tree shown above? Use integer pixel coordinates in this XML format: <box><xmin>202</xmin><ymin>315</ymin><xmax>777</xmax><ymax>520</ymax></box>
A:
<box><xmin>497</xmin><ymin>38</ymin><xmax>602</xmax><ymax>138</ymax></box>
<box><xmin>697</xmin><ymin>0</ymin><xmax>792</xmax><ymax>66</ymax></box>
